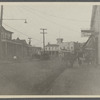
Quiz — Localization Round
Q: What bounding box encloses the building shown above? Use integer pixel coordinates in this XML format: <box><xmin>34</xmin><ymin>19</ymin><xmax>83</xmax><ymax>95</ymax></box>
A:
<box><xmin>82</xmin><ymin>5</ymin><xmax>100</xmax><ymax>64</ymax></box>
<box><xmin>0</xmin><ymin>26</ymin><xmax>33</xmax><ymax>60</ymax></box>
<box><xmin>59</xmin><ymin>41</ymin><xmax>80</xmax><ymax>57</ymax></box>
<box><xmin>45</xmin><ymin>38</ymin><xmax>80</xmax><ymax>57</ymax></box>
<box><xmin>90</xmin><ymin>5</ymin><xmax>100</xmax><ymax>64</ymax></box>
<box><xmin>12</xmin><ymin>38</ymin><xmax>31</xmax><ymax>58</ymax></box>
<box><xmin>45</xmin><ymin>42</ymin><xmax>59</xmax><ymax>56</ymax></box>
<box><xmin>59</xmin><ymin>42</ymin><xmax>74</xmax><ymax>52</ymax></box>
<box><xmin>1</xmin><ymin>26</ymin><xmax>13</xmax><ymax>40</ymax></box>
<box><xmin>31</xmin><ymin>46</ymin><xmax>42</xmax><ymax>55</ymax></box>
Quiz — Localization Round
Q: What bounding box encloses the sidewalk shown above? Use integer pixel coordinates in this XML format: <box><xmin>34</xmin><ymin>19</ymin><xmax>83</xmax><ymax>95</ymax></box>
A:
<box><xmin>47</xmin><ymin>63</ymin><xmax>100</xmax><ymax>95</ymax></box>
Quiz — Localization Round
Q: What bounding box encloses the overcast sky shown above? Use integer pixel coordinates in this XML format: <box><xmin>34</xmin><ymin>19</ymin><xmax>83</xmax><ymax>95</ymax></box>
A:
<box><xmin>1</xmin><ymin>3</ymin><xmax>93</xmax><ymax>47</ymax></box>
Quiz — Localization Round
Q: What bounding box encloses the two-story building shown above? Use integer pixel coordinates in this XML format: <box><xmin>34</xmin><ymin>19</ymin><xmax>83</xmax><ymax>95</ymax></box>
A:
<box><xmin>45</xmin><ymin>38</ymin><xmax>80</xmax><ymax>57</ymax></box>
<box><xmin>0</xmin><ymin>26</ymin><xmax>33</xmax><ymax>60</ymax></box>
<box><xmin>45</xmin><ymin>42</ymin><xmax>59</xmax><ymax>56</ymax></box>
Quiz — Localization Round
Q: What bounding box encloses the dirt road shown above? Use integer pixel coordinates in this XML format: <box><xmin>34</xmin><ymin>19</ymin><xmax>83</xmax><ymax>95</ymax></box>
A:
<box><xmin>0</xmin><ymin>58</ymin><xmax>66</xmax><ymax>95</ymax></box>
<box><xmin>0</xmin><ymin>58</ymin><xmax>100</xmax><ymax>95</ymax></box>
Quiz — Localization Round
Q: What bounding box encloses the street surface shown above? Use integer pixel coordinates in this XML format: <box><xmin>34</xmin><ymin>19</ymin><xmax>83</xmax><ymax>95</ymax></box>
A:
<box><xmin>0</xmin><ymin>58</ymin><xmax>66</xmax><ymax>95</ymax></box>
<box><xmin>0</xmin><ymin>58</ymin><xmax>100</xmax><ymax>95</ymax></box>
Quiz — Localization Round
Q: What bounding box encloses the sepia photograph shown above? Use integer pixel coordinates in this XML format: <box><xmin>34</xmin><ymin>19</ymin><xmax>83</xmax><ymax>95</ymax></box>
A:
<box><xmin>0</xmin><ymin>2</ymin><xmax>99</xmax><ymax>95</ymax></box>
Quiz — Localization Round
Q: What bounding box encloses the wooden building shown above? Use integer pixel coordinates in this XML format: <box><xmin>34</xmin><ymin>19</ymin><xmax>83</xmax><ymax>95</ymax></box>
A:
<box><xmin>0</xmin><ymin>26</ymin><xmax>32</xmax><ymax>60</ymax></box>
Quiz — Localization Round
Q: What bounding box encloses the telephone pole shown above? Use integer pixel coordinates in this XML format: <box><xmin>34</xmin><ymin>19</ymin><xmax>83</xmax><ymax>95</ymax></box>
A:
<box><xmin>0</xmin><ymin>5</ymin><xmax>3</xmax><ymax>59</ymax></box>
<box><xmin>40</xmin><ymin>28</ymin><xmax>47</xmax><ymax>53</ymax></box>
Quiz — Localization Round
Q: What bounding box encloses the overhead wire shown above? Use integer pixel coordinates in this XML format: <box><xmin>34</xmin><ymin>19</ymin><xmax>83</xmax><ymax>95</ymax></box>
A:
<box><xmin>3</xmin><ymin>22</ymin><xmax>43</xmax><ymax>43</ymax></box>
<box><xmin>28</xmin><ymin>6</ymin><xmax>91</xmax><ymax>22</ymax></box>
<box><xmin>3</xmin><ymin>6</ymin><xmax>89</xmax><ymax>46</ymax></box>
<box><xmin>22</xmin><ymin>6</ymin><xmax>80</xmax><ymax>33</ymax></box>
<box><xmin>3</xmin><ymin>6</ymin><xmax>43</xmax><ymax>46</ymax></box>
<box><xmin>22</xmin><ymin>6</ymin><xmax>91</xmax><ymax>30</ymax></box>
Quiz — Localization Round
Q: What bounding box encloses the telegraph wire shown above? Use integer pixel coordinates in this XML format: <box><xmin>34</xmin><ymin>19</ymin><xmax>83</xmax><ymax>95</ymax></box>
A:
<box><xmin>3</xmin><ymin>23</ymin><xmax>42</xmax><ymax>43</ymax></box>
<box><xmin>25</xmin><ymin>6</ymin><xmax>91</xmax><ymax>22</ymax></box>
<box><xmin>7</xmin><ymin>6</ymin><xmax>87</xmax><ymax>33</ymax></box>
<box><xmin>22</xmin><ymin>6</ymin><xmax>80</xmax><ymax>33</ymax></box>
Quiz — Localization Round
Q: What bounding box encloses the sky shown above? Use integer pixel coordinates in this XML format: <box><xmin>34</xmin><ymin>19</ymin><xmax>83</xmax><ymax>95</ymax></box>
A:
<box><xmin>1</xmin><ymin>3</ymin><xmax>93</xmax><ymax>47</ymax></box>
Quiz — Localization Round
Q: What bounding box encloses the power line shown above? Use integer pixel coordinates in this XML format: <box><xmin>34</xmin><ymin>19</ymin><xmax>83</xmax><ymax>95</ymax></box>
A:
<box><xmin>26</xmin><ymin>6</ymin><xmax>91</xmax><ymax>22</ymax></box>
<box><xmin>10</xmin><ymin>6</ymin><xmax>82</xmax><ymax>33</ymax></box>
<box><xmin>22</xmin><ymin>6</ymin><xmax>80</xmax><ymax>33</ymax></box>
<box><xmin>3</xmin><ymin>23</ymin><xmax>42</xmax><ymax>43</ymax></box>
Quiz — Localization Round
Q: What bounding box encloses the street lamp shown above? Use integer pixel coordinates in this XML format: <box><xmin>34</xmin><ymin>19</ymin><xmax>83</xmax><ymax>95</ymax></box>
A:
<box><xmin>2</xmin><ymin>19</ymin><xmax>27</xmax><ymax>24</ymax></box>
<box><xmin>0</xmin><ymin>5</ymin><xmax>28</xmax><ymax>59</ymax></box>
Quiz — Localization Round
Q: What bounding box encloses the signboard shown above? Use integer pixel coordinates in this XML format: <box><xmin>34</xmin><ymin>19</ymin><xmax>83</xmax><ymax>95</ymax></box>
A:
<box><xmin>81</xmin><ymin>30</ymin><xmax>93</xmax><ymax>37</ymax></box>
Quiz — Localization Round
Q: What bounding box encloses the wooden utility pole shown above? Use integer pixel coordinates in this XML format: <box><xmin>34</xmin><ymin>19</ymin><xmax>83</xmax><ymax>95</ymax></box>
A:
<box><xmin>40</xmin><ymin>28</ymin><xmax>47</xmax><ymax>53</ymax></box>
<box><xmin>0</xmin><ymin>5</ymin><xmax>3</xmax><ymax>59</ymax></box>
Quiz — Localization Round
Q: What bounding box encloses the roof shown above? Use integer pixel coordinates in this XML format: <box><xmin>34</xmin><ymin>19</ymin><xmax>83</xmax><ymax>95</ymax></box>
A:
<box><xmin>0</xmin><ymin>26</ymin><xmax>13</xmax><ymax>34</ymax></box>
<box><xmin>32</xmin><ymin>47</ymin><xmax>42</xmax><ymax>49</ymax></box>
<box><xmin>46</xmin><ymin>44</ymin><xmax>59</xmax><ymax>47</ymax></box>
<box><xmin>12</xmin><ymin>38</ymin><xmax>27</xmax><ymax>45</ymax></box>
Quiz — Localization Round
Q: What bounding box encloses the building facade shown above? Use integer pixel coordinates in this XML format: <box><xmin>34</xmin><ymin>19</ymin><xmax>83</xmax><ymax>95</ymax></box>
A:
<box><xmin>45</xmin><ymin>38</ymin><xmax>80</xmax><ymax>57</ymax></box>
<box><xmin>85</xmin><ymin>5</ymin><xmax>100</xmax><ymax>64</ymax></box>
<box><xmin>45</xmin><ymin>42</ymin><xmax>59</xmax><ymax>56</ymax></box>
<box><xmin>0</xmin><ymin>26</ymin><xmax>41</xmax><ymax>60</ymax></box>
<box><xmin>32</xmin><ymin>47</ymin><xmax>42</xmax><ymax>55</ymax></box>
<box><xmin>59</xmin><ymin>41</ymin><xmax>79</xmax><ymax>57</ymax></box>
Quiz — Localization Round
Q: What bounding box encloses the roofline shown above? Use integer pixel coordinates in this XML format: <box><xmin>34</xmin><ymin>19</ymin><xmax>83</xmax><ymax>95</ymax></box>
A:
<box><xmin>1</xmin><ymin>26</ymin><xmax>13</xmax><ymax>34</ymax></box>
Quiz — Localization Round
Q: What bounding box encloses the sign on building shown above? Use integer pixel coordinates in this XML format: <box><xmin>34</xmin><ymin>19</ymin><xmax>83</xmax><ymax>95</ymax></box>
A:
<box><xmin>81</xmin><ymin>30</ymin><xmax>93</xmax><ymax>37</ymax></box>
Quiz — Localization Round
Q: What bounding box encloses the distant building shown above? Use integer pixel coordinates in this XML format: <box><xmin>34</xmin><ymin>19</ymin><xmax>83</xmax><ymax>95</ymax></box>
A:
<box><xmin>45</xmin><ymin>42</ymin><xmax>59</xmax><ymax>56</ymax></box>
<box><xmin>45</xmin><ymin>38</ymin><xmax>80</xmax><ymax>57</ymax></box>
<box><xmin>59</xmin><ymin>41</ymin><xmax>79</xmax><ymax>57</ymax></box>
<box><xmin>32</xmin><ymin>46</ymin><xmax>42</xmax><ymax>55</ymax></box>
<box><xmin>59</xmin><ymin>42</ymin><xmax>74</xmax><ymax>52</ymax></box>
